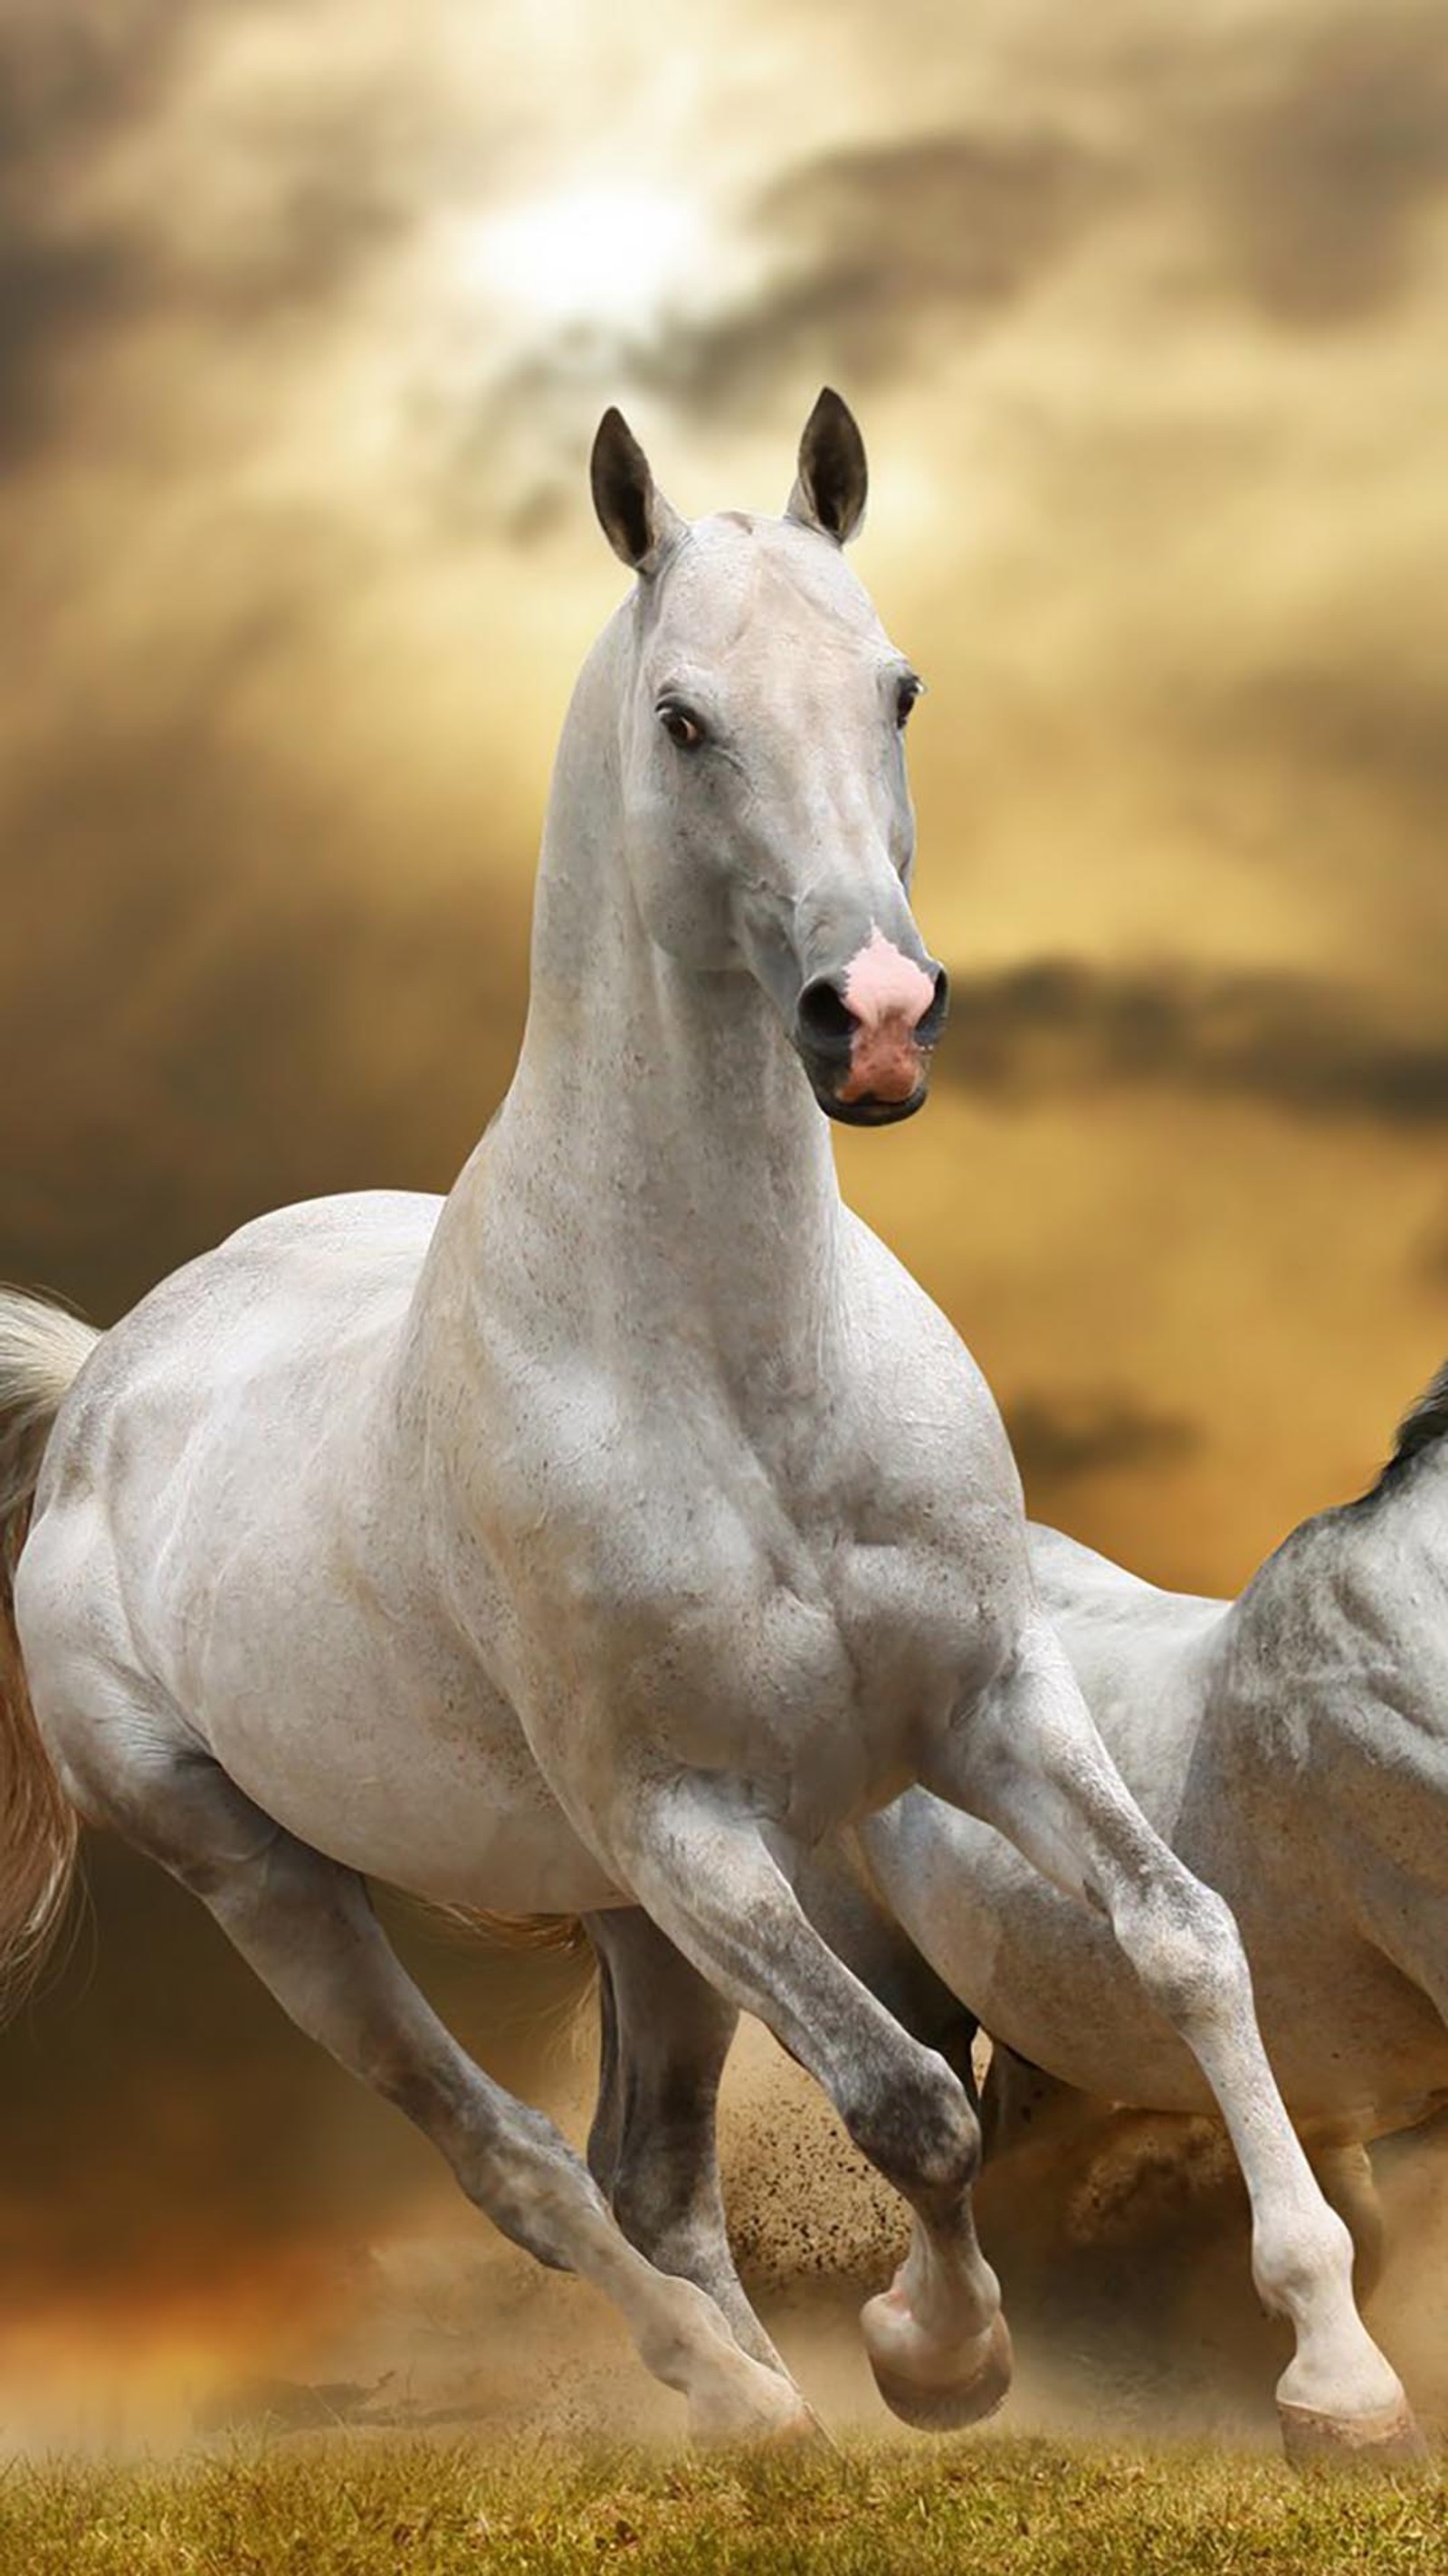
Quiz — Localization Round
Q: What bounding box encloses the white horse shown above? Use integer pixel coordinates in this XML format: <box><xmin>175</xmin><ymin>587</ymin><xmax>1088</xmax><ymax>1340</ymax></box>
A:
<box><xmin>597</xmin><ymin>1367</ymin><xmax>1448</xmax><ymax>2433</ymax></box>
<box><xmin>0</xmin><ymin>395</ymin><xmax>1410</xmax><ymax>2454</ymax></box>
<box><xmin>859</xmin><ymin>1388</ymin><xmax>1448</xmax><ymax>2295</ymax></box>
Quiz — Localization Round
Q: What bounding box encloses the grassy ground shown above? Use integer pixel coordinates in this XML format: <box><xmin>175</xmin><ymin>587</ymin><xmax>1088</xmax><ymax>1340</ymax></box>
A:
<box><xmin>0</xmin><ymin>2438</ymin><xmax>1443</xmax><ymax>2576</ymax></box>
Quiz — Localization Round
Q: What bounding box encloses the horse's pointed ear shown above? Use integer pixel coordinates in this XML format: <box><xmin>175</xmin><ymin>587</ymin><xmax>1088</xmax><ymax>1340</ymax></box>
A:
<box><xmin>590</xmin><ymin>407</ymin><xmax>684</xmax><ymax>575</ymax></box>
<box><xmin>786</xmin><ymin>387</ymin><xmax>868</xmax><ymax>545</ymax></box>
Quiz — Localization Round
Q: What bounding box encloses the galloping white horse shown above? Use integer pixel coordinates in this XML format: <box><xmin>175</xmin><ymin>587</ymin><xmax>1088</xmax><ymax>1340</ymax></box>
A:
<box><xmin>0</xmin><ymin>396</ymin><xmax>1410</xmax><ymax>2452</ymax></box>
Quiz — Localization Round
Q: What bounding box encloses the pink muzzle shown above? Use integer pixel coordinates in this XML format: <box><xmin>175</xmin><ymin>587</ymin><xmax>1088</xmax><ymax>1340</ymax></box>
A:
<box><xmin>835</xmin><ymin>927</ymin><xmax>939</xmax><ymax>1106</ymax></box>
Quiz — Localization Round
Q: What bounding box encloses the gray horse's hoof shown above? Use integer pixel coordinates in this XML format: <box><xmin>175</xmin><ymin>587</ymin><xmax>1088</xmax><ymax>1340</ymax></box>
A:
<box><xmin>1278</xmin><ymin>2396</ymin><xmax>1433</xmax><ymax>2475</ymax></box>
<box><xmin>867</xmin><ymin>2308</ymin><xmax>1014</xmax><ymax>2433</ymax></box>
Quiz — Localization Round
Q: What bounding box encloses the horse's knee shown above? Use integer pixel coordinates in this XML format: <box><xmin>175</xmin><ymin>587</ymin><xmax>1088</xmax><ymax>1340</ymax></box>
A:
<box><xmin>1116</xmin><ymin>1875</ymin><xmax>1249</xmax><ymax>2037</ymax></box>
<box><xmin>459</xmin><ymin>2101</ymin><xmax>605</xmax><ymax>2273</ymax></box>
<box><xmin>843</xmin><ymin>2044</ymin><xmax>982</xmax><ymax>2210</ymax></box>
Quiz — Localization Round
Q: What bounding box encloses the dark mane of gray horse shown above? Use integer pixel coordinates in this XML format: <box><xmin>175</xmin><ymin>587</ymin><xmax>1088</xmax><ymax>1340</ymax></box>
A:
<box><xmin>1372</xmin><ymin>1355</ymin><xmax>1448</xmax><ymax>1492</ymax></box>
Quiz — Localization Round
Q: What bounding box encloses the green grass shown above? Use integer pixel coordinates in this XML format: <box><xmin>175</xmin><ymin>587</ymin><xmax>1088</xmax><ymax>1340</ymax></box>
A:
<box><xmin>0</xmin><ymin>2438</ymin><xmax>1443</xmax><ymax>2576</ymax></box>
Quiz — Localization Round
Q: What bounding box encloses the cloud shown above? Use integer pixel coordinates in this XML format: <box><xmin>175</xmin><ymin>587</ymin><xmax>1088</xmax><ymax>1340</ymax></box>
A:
<box><xmin>644</xmin><ymin>126</ymin><xmax>1120</xmax><ymax>410</ymax></box>
<box><xmin>461</xmin><ymin>121</ymin><xmax>1119</xmax><ymax>534</ymax></box>
<box><xmin>1179</xmin><ymin>5</ymin><xmax>1448</xmax><ymax>328</ymax></box>
<box><xmin>1005</xmin><ymin>1388</ymin><xmax>1202</xmax><ymax>1486</ymax></box>
<box><xmin>0</xmin><ymin>3</ymin><xmax>186</xmax><ymax>460</ymax></box>
<box><xmin>940</xmin><ymin>959</ymin><xmax>1448</xmax><ymax>1126</ymax></box>
<box><xmin>0</xmin><ymin>232</ymin><xmax>153</xmax><ymax>464</ymax></box>
<box><xmin>1217</xmin><ymin>663</ymin><xmax>1448</xmax><ymax>836</ymax></box>
<box><xmin>0</xmin><ymin>708</ymin><xmax>530</xmax><ymax>1326</ymax></box>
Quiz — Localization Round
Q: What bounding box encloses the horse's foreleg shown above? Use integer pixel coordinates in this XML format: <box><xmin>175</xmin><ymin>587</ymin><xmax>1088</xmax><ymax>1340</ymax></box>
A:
<box><xmin>102</xmin><ymin>1749</ymin><xmax>812</xmax><ymax>2444</ymax></box>
<box><xmin>919</xmin><ymin>1618</ymin><xmax>1420</xmax><ymax>2465</ymax></box>
<box><xmin>611</xmin><ymin>1778</ymin><xmax>1012</xmax><ymax>2431</ymax></box>
<box><xmin>584</xmin><ymin>1908</ymin><xmax>785</xmax><ymax>2372</ymax></box>
<box><xmin>585</xmin><ymin>1856</ymin><xmax>977</xmax><ymax>2388</ymax></box>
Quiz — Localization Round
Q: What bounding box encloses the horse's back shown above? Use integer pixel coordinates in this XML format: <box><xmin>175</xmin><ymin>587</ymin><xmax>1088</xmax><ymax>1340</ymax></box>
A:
<box><xmin>39</xmin><ymin>1188</ymin><xmax>441</xmax><ymax>1497</ymax></box>
<box><xmin>1027</xmin><ymin>1522</ymin><xmax>1226</xmax><ymax>1772</ymax></box>
<box><xmin>22</xmin><ymin>1189</ymin><xmax>443</xmax><ymax>1722</ymax></box>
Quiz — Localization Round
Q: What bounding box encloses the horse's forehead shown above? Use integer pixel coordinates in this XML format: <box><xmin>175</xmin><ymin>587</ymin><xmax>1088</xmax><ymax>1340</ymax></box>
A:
<box><xmin>645</xmin><ymin>515</ymin><xmax>887</xmax><ymax>670</ymax></box>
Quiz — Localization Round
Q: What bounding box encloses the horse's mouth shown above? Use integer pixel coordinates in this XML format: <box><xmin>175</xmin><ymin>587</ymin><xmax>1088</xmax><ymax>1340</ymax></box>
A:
<box><xmin>811</xmin><ymin>1080</ymin><xmax>930</xmax><ymax>1127</ymax></box>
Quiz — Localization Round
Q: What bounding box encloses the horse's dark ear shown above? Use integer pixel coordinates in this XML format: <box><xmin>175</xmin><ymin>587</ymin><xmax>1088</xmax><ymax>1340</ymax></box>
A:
<box><xmin>786</xmin><ymin>387</ymin><xmax>868</xmax><ymax>545</ymax></box>
<box><xmin>590</xmin><ymin>407</ymin><xmax>684</xmax><ymax>575</ymax></box>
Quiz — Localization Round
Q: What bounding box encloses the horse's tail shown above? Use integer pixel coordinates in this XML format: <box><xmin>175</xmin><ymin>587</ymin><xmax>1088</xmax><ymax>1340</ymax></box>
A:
<box><xmin>0</xmin><ymin>1290</ymin><xmax>99</xmax><ymax>2012</ymax></box>
<box><xmin>434</xmin><ymin>1905</ymin><xmax>590</xmax><ymax>1958</ymax></box>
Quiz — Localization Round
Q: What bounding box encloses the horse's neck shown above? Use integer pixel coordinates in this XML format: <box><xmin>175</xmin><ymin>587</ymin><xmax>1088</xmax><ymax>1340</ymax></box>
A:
<box><xmin>426</xmin><ymin>623</ymin><xmax>843</xmax><ymax>1397</ymax></box>
<box><xmin>1352</xmin><ymin>1450</ymin><xmax>1448</xmax><ymax>1597</ymax></box>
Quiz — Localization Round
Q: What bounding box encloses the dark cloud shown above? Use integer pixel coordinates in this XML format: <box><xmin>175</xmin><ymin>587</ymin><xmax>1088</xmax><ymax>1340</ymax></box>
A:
<box><xmin>940</xmin><ymin>959</ymin><xmax>1448</xmax><ymax>1126</ymax></box>
<box><xmin>0</xmin><ymin>0</ymin><xmax>192</xmax><ymax>166</ymax></box>
<box><xmin>1222</xmin><ymin>663</ymin><xmax>1448</xmax><ymax>832</ymax></box>
<box><xmin>1005</xmin><ymin>1389</ymin><xmax>1202</xmax><ymax>1487</ymax></box>
<box><xmin>646</xmin><ymin>126</ymin><xmax>1119</xmax><ymax>410</ymax></box>
<box><xmin>0</xmin><ymin>710</ymin><xmax>529</xmax><ymax>1326</ymax></box>
<box><xmin>1183</xmin><ymin>5</ymin><xmax>1448</xmax><ymax>327</ymax></box>
<box><xmin>0</xmin><ymin>231</ymin><xmax>153</xmax><ymax>463</ymax></box>
<box><xmin>0</xmin><ymin>3</ymin><xmax>426</xmax><ymax>468</ymax></box>
<box><xmin>0</xmin><ymin>3</ymin><xmax>192</xmax><ymax>459</ymax></box>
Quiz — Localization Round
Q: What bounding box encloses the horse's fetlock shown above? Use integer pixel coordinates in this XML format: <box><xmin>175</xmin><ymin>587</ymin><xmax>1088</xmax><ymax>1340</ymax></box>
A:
<box><xmin>1253</xmin><ymin>2207</ymin><xmax>1355</xmax><ymax>2319</ymax></box>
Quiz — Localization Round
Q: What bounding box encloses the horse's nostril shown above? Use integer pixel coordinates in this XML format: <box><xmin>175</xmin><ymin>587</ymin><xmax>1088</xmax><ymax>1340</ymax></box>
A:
<box><xmin>797</xmin><ymin>977</ymin><xmax>858</xmax><ymax>1048</ymax></box>
<box><xmin>918</xmin><ymin>965</ymin><xmax>950</xmax><ymax>1041</ymax></box>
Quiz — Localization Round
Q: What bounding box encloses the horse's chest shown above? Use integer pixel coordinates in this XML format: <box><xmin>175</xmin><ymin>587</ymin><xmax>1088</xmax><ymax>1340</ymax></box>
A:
<box><xmin>502</xmin><ymin>1462</ymin><xmax>1005</xmax><ymax>1827</ymax></box>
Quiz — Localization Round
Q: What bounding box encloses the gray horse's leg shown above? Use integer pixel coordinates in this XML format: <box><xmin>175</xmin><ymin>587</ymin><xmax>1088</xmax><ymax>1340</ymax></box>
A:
<box><xmin>85</xmin><ymin>1744</ymin><xmax>810</xmax><ymax>2442</ymax></box>
<box><xmin>911</xmin><ymin>1617</ymin><xmax>1418</xmax><ymax>2461</ymax></box>
<box><xmin>610</xmin><ymin>1782</ymin><xmax>1011</xmax><ymax>2430</ymax></box>
<box><xmin>585</xmin><ymin>1857</ymin><xmax>976</xmax><ymax>2384</ymax></box>
<box><xmin>586</xmin><ymin>1935</ymin><xmax>624</xmax><ymax>2200</ymax></box>
<box><xmin>1309</xmin><ymin>2141</ymin><xmax>1386</xmax><ymax>2304</ymax></box>
<box><xmin>795</xmin><ymin>1844</ymin><xmax>981</xmax><ymax>2099</ymax></box>
<box><xmin>584</xmin><ymin>1909</ymin><xmax>785</xmax><ymax>2372</ymax></box>
<box><xmin>978</xmin><ymin>2042</ymin><xmax>1100</xmax><ymax>2164</ymax></box>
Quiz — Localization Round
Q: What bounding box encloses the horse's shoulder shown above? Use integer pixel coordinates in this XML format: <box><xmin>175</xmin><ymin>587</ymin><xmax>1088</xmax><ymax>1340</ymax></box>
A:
<box><xmin>1227</xmin><ymin>1496</ymin><xmax>1448</xmax><ymax>1720</ymax></box>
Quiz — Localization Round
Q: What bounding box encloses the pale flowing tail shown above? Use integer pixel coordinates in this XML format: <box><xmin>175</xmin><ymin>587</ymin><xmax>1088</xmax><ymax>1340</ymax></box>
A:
<box><xmin>0</xmin><ymin>1290</ymin><xmax>98</xmax><ymax>2011</ymax></box>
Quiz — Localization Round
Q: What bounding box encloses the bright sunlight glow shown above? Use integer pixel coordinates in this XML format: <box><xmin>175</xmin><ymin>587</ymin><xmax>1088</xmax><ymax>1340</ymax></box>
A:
<box><xmin>462</xmin><ymin>183</ymin><xmax>709</xmax><ymax>329</ymax></box>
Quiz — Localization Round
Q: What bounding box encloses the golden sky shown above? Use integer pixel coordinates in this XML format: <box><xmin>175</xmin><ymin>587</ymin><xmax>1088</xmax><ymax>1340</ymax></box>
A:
<box><xmin>3</xmin><ymin>0</ymin><xmax>1448</xmax><ymax>2391</ymax></box>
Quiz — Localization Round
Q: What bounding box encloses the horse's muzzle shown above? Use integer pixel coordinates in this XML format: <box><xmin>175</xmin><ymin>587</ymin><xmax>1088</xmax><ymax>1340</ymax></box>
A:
<box><xmin>794</xmin><ymin>952</ymin><xmax>948</xmax><ymax>1126</ymax></box>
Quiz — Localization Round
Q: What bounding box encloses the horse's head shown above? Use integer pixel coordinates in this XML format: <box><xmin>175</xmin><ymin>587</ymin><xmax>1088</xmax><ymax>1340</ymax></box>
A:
<box><xmin>590</xmin><ymin>391</ymin><xmax>948</xmax><ymax>1126</ymax></box>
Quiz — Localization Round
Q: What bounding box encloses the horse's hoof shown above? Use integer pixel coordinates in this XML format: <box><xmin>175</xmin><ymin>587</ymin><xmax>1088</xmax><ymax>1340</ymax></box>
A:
<box><xmin>1278</xmin><ymin>2396</ymin><xmax>1433</xmax><ymax>2475</ymax></box>
<box><xmin>863</xmin><ymin>2301</ymin><xmax>1013</xmax><ymax>2433</ymax></box>
<box><xmin>691</xmin><ymin>2363</ymin><xmax>820</xmax><ymax>2448</ymax></box>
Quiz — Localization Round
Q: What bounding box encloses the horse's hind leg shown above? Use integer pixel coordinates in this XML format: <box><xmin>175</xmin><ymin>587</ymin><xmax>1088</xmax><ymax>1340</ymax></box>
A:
<box><xmin>585</xmin><ymin>1909</ymin><xmax>786</xmax><ymax>2372</ymax></box>
<box><xmin>80</xmin><ymin>1742</ymin><xmax>812</xmax><ymax>2443</ymax></box>
<box><xmin>1309</xmin><ymin>2141</ymin><xmax>1386</xmax><ymax>2304</ymax></box>
<box><xmin>915</xmin><ymin>1616</ymin><xmax>1420</xmax><ymax>2464</ymax></box>
<box><xmin>978</xmin><ymin>2043</ymin><xmax>1100</xmax><ymax>2165</ymax></box>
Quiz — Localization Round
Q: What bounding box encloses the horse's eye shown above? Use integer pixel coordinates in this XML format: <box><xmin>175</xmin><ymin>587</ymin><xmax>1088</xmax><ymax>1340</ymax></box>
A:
<box><xmin>658</xmin><ymin>702</ymin><xmax>704</xmax><ymax>750</ymax></box>
<box><xmin>895</xmin><ymin>678</ymin><xmax>924</xmax><ymax>729</ymax></box>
